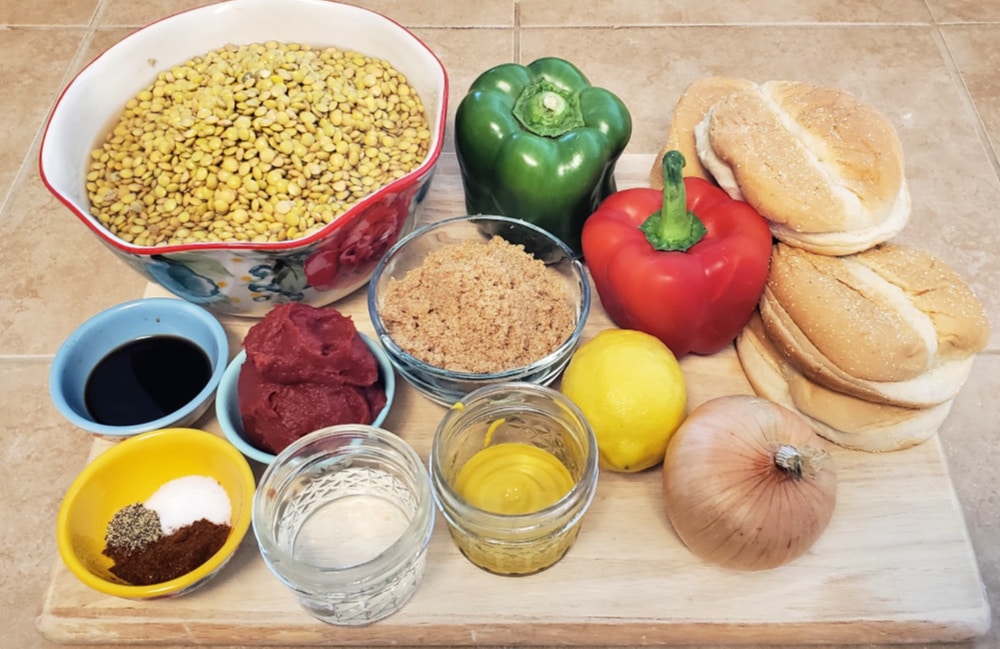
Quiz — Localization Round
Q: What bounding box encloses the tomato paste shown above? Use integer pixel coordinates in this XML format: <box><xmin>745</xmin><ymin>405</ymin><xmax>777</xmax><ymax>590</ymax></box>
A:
<box><xmin>238</xmin><ymin>303</ymin><xmax>386</xmax><ymax>455</ymax></box>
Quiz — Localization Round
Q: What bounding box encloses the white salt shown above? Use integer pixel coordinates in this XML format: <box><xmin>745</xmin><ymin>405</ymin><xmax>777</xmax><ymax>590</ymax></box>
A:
<box><xmin>292</xmin><ymin>494</ymin><xmax>410</xmax><ymax>569</ymax></box>
<box><xmin>145</xmin><ymin>475</ymin><xmax>231</xmax><ymax>535</ymax></box>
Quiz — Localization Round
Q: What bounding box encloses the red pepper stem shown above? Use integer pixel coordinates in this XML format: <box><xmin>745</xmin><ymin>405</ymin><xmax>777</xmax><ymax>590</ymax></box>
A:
<box><xmin>639</xmin><ymin>151</ymin><xmax>707</xmax><ymax>252</ymax></box>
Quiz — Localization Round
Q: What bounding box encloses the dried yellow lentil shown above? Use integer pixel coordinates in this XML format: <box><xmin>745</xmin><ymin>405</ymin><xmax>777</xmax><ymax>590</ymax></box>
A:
<box><xmin>86</xmin><ymin>41</ymin><xmax>432</xmax><ymax>247</ymax></box>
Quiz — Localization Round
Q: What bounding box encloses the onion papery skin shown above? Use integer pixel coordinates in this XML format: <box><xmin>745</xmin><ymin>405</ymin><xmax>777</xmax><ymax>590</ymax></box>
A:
<box><xmin>662</xmin><ymin>395</ymin><xmax>837</xmax><ymax>571</ymax></box>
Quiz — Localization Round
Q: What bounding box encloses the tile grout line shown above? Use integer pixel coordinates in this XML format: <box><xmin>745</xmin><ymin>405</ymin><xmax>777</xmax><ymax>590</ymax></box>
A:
<box><xmin>0</xmin><ymin>4</ymin><xmax>107</xmax><ymax>223</ymax></box>
<box><xmin>513</xmin><ymin>1</ymin><xmax>521</xmax><ymax>62</ymax></box>
<box><xmin>515</xmin><ymin>21</ymin><xmax>937</xmax><ymax>29</ymax></box>
<box><xmin>930</xmin><ymin>25</ymin><xmax>1000</xmax><ymax>187</ymax></box>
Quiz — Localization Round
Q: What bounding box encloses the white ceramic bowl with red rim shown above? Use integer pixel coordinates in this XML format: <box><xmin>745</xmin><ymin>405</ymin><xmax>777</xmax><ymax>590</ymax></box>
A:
<box><xmin>39</xmin><ymin>0</ymin><xmax>448</xmax><ymax>317</ymax></box>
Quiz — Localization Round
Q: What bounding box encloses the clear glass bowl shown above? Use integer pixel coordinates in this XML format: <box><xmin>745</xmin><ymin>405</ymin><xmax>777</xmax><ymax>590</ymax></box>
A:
<box><xmin>429</xmin><ymin>382</ymin><xmax>599</xmax><ymax>575</ymax></box>
<box><xmin>252</xmin><ymin>424</ymin><xmax>433</xmax><ymax>626</ymax></box>
<box><xmin>367</xmin><ymin>215</ymin><xmax>591</xmax><ymax>406</ymax></box>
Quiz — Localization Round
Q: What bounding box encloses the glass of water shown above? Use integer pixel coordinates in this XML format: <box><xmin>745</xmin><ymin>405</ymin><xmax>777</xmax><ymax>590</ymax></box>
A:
<box><xmin>252</xmin><ymin>424</ymin><xmax>434</xmax><ymax>626</ymax></box>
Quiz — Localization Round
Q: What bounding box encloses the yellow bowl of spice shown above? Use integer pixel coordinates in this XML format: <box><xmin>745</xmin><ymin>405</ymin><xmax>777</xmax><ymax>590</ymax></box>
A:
<box><xmin>367</xmin><ymin>215</ymin><xmax>591</xmax><ymax>406</ymax></box>
<box><xmin>56</xmin><ymin>428</ymin><xmax>255</xmax><ymax>599</ymax></box>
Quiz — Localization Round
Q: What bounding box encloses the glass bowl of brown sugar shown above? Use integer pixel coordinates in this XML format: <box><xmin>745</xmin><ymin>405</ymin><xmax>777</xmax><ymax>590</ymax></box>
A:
<box><xmin>367</xmin><ymin>215</ymin><xmax>591</xmax><ymax>406</ymax></box>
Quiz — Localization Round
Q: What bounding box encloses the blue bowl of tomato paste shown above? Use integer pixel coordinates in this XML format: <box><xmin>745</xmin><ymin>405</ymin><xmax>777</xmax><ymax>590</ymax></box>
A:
<box><xmin>216</xmin><ymin>333</ymin><xmax>395</xmax><ymax>465</ymax></box>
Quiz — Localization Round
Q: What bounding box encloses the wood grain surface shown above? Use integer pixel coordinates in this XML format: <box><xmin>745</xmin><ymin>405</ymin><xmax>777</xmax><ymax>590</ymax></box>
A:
<box><xmin>36</xmin><ymin>155</ymin><xmax>991</xmax><ymax>646</ymax></box>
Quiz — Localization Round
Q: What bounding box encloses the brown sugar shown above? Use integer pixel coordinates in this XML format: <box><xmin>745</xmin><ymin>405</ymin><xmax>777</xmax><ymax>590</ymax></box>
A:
<box><xmin>379</xmin><ymin>236</ymin><xmax>576</xmax><ymax>373</ymax></box>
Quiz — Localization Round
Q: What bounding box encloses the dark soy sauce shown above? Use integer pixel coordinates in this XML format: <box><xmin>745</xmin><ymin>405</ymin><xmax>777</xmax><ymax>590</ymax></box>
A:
<box><xmin>84</xmin><ymin>335</ymin><xmax>212</xmax><ymax>426</ymax></box>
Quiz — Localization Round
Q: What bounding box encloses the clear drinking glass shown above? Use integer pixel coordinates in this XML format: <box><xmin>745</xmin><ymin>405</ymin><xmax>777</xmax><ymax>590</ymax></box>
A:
<box><xmin>253</xmin><ymin>424</ymin><xmax>434</xmax><ymax>626</ymax></box>
<box><xmin>430</xmin><ymin>382</ymin><xmax>599</xmax><ymax>575</ymax></box>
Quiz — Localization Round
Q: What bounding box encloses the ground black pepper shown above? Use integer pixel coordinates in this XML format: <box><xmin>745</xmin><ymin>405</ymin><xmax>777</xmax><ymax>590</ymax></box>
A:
<box><xmin>105</xmin><ymin>503</ymin><xmax>162</xmax><ymax>551</ymax></box>
<box><xmin>104</xmin><ymin>519</ymin><xmax>231</xmax><ymax>586</ymax></box>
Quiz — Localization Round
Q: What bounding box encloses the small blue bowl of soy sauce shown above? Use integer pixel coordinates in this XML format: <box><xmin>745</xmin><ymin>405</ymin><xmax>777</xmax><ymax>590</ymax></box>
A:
<box><xmin>50</xmin><ymin>298</ymin><xmax>230</xmax><ymax>441</ymax></box>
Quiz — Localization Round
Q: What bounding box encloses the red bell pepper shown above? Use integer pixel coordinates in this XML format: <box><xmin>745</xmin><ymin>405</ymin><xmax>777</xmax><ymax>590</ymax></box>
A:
<box><xmin>581</xmin><ymin>150</ymin><xmax>773</xmax><ymax>357</ymax></box>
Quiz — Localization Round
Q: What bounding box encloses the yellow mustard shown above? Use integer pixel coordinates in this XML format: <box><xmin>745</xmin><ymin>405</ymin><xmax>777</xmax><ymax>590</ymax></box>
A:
<box><xmin>453</xmin><ymin>443</ymin><xmax>574</xmax><ymax>515</ymax></box>
<box><xmin>430</xmin><ymin>384</ymin><xmax>599</xmax><ymax>576</ymax></box>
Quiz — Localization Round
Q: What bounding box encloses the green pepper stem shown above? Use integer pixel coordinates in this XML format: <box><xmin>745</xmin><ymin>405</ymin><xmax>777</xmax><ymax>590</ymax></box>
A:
<box><xmin>639</xmin><ymin>151</ymin><xmax>707</xmax><ymax>252</ymax></box>
<box><xmin>512</xmin><ymin>79</ymin><xmax>585</xmax><ymax>138</ymax></box>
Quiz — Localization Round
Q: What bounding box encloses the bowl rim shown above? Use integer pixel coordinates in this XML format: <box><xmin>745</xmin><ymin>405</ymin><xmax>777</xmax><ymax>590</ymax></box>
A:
<box><xmin>48</xmin><ymin>298</ymin><xmax>230</xmax><ymax>438</ymax></box>
<box><xmin>55</xmin><ymin>427</ymin><xmax>256</xmax><ymax>599</ymax></box>
<box><xmin>367</xmin><ymin>214</ymin><xmax>592</xmax><ymax>381</ymax></box>
<box><xmin>216</xmin><ymin>332</ymin><xmax>396</xmax><ymax>464</ymax></box>
<box><xmin>38</xmin><ymin>0</ymin><xmax>449</xmax><ymax>256</ymax></box>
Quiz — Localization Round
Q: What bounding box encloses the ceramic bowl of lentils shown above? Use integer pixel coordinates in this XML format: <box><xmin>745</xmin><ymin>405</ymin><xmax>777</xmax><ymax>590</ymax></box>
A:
<box><xmin>39</xmin><ymin>0</ymin><xmax>447</xmax><ymax>316</ymax></box>
<box><xmin>56</xmin><ymin>427</ymin><xmax>255</xmax><ymax>599</ymax></box>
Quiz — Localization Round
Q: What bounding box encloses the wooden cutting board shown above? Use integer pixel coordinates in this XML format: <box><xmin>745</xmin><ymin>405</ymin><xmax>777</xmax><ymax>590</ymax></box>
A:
<box><xmin>37</xmin><ymin>155</ymin><xmax>991</xmax><ymax>646</ymax></box>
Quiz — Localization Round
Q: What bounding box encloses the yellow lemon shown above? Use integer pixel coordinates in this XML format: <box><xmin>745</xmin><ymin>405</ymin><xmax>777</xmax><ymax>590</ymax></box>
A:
<box><xmin>560</xmin><ymin>328</ymin><xmax>686</xmax><ymax>472</ymax></box>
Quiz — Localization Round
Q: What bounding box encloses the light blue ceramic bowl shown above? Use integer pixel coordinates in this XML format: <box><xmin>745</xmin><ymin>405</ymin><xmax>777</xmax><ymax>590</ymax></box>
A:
<box><xmin>216</xmin><ymin>333</ymin><xmax>395</xmax><ymax>465</ymax></box>
<box><xmin>49</xmin><ymin>298</ymin><xmax>230</xmax><ymax>441</ymax></box>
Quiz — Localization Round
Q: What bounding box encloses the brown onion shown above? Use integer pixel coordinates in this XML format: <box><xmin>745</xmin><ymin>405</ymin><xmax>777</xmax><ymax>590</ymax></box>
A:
<box><xmin>662</xmin><ymin>395</ymin><xmax>837</xmax><ymax>571</ymax></box>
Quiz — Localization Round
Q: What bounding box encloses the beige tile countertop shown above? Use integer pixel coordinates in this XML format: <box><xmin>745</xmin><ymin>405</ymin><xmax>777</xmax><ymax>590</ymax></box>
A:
<box><xmin>2</xmin><ymin>0</ymin><xmax>998</xmax><ymax>648</ymax></box>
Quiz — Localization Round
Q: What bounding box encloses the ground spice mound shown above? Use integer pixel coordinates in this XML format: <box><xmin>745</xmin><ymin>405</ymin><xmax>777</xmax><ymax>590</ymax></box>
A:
<box><xmin>104</xmin><ymin>519</ymin><xmax>231</xmax><ymax>586</ymax></box>
<box><xmin>379</xmin><ymin>236</ymin><xmax>576</xmax><ymax>373</ymax></box>
<box><xmin>105</xmin><ymin>503</ymin><xmax>162</xmax><ymax>552</ymax></box>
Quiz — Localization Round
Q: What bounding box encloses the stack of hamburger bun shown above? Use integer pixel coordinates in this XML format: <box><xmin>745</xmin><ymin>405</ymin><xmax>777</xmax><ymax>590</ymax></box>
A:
<box><xmin>738</xmin><ymin>243</ymin><xmax>989</xmax><ymax>451</ymax></box>
<box><xmin>651</xmin><ymin>77</ymin><xmax>911</xmax><ymax>256</ymax></box>
<box><xmin>655</xmin><ymin>77</ymin><xmax>991</xmax><ymax>452</ymax></box>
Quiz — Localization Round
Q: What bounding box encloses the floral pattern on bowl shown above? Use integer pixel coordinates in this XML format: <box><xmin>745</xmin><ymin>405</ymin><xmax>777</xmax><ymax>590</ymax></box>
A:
<box><xmin>39</xmin><ymin>0</ymin><xmax>447</xmax><ymax>318</ymax></box>
<box><xmin>114</xmin><ymin>184</ymin><xmax>423</xmax><ymax>316</ymax></box>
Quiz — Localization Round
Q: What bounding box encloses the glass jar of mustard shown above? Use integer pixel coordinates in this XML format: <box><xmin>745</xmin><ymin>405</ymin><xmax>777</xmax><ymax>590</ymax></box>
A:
<box><xmin>252</xmin><ymin>424</ymin><xmax>434</xmax><ymax>626</ymax></box>
<box><xmin>429</xmin><ymin>382</ymin><xmax>599</xmax><ymax>575</ymax></box>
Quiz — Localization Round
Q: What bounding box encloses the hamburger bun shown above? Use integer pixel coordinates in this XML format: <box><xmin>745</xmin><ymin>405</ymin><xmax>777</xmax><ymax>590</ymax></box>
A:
<box><xmin>649</xmin><ymin>76</ymin><xmax>756</xmax><ymax>188</ymax></box>
<box><xmin>736</xmin><ymin>313</ymin><xmax>954</xmax><ymax>452</ymax></box>
<box><xmin>759</xmin><ymin>243</ymin><xmax>988</xmax><ymax>408</ymax></box>
<box><xmin>694</xmin><ymin>80</ymin><xmax>910</xmax><ymax>255</ymax></box>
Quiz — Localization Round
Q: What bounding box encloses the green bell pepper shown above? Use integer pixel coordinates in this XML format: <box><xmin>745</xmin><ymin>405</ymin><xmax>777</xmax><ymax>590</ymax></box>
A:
<box><xmin>455</xmin><ymin>57</ymin><xmax>632</xmax><ymax>256</ymax></box>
